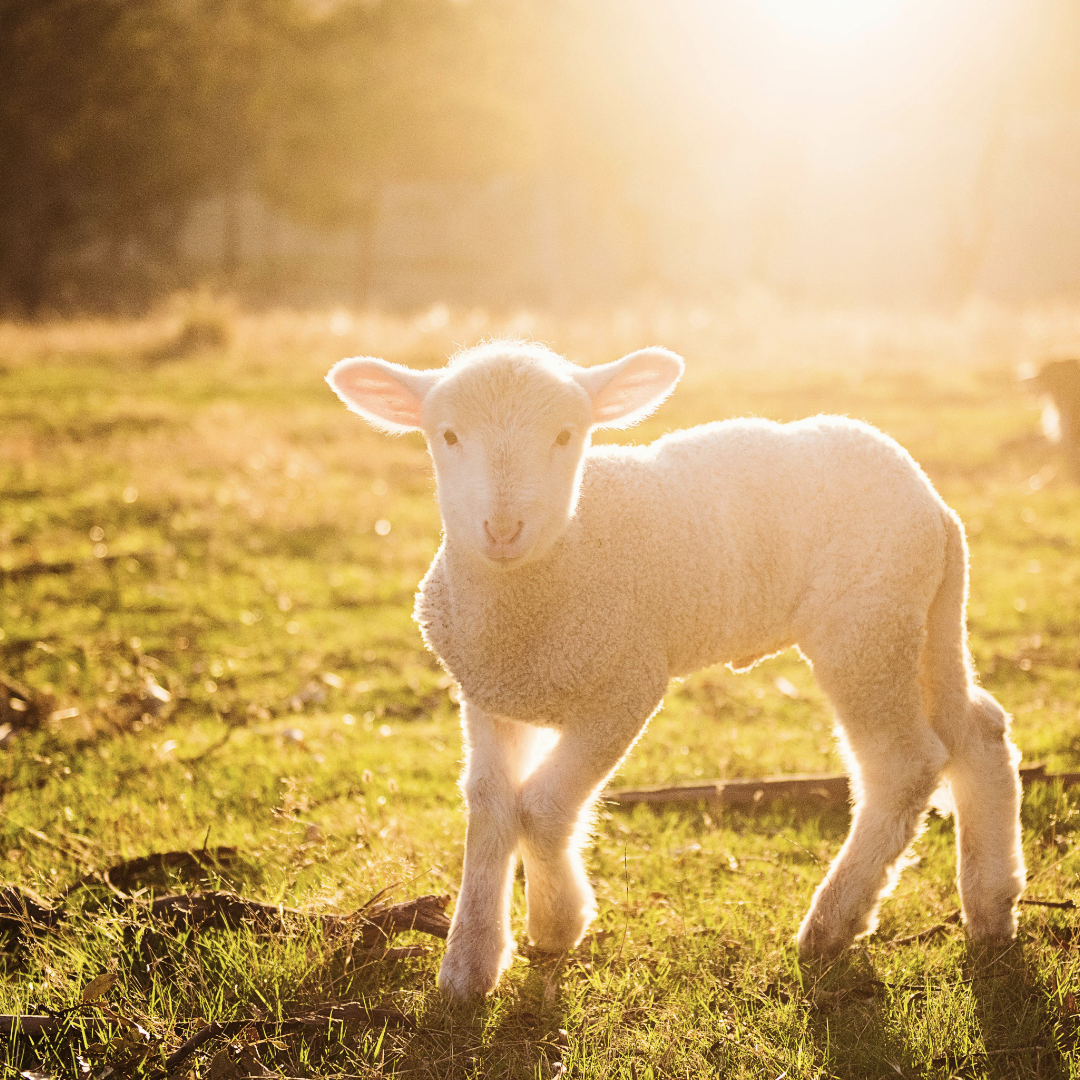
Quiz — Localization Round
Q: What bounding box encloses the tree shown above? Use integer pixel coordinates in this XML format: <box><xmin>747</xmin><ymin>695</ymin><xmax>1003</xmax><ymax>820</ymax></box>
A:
<box><xmin>0</xmin><ymin>0</ymin><xmax>288</xmax><ymax>313</ymax></box>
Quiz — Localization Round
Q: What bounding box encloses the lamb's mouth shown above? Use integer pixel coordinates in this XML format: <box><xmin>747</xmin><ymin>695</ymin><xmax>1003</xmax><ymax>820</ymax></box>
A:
<box><xmin>485</xmin><ymin>551</ymin><xmax>526</xmax><ymax>566</ymax></box>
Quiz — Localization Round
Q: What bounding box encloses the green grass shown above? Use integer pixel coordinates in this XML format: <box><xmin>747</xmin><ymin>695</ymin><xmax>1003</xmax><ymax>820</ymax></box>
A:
<box><xmin>0</xmin><ymin>307</ymin><xmax>1077</xmax><ymax>1078</ymax></box>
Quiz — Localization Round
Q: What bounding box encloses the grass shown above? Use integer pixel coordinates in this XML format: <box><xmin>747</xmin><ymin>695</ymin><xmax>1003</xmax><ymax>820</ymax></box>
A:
<box><xmin>0</xmin><ymin>299</ymin><xmax>1078</xmax><ymax>1078</ymax></box>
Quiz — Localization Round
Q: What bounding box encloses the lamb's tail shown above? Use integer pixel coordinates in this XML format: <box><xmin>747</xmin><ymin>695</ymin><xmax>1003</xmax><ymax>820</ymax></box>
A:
<box><xmin>921</xmin><ymin>508</ymin><xmax>976</xmax><ymax>768</ymax></box>
<box><xmin>922</xmin><ymin>508</ymin><xmax>1025</xmax><ymax>937</ymax></box>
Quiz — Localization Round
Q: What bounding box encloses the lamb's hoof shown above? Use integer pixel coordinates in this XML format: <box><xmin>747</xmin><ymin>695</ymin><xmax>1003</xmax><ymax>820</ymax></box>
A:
<box><xmin>527</xmin><ymin>923</ymin><xmax>587</xmax><ymax>955</ymax></box>
<box><xmin>526</xmin><ymin>887</ymin><xmax>596</xmax><ymax>954</ymax></box>
<box><xmin>437</xmin><ymin>945</ymin><xmax>505</xmax><ymax>1002</ymax></box>
<box><xmin>962</xmin><ymin>900</ymin><xmax>1018</xmax><ymax>945</ymax></box>
<box><xmin>964</xmin><ymin>916</ymin><xmax>1019</xmax><ymax>967</ymax></box>
<box><xmin>796</xmin><ymin>917</ymin><xmax>853</xmax><ymax>962</ymax></box>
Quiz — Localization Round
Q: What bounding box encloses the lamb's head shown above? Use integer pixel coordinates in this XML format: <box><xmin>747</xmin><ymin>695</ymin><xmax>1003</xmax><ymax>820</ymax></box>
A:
<box><xmin>326</xmin><ymin>342</ymin><xmax>683</xmax><ymax>566</ymax></box>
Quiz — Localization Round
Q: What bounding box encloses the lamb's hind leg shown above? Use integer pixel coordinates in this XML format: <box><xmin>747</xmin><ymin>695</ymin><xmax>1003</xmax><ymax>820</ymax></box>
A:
<box><xmin>798</xmin><ymin>632</ymin><xmax>949</xmax><ymax>959</ymax></box>
<box><xmin>438</xmin><ymin>703</ymin><xmax>544</xmax><ymax>1000</ymax></box>
<box><xmin>519</xmin><ymin>723</ymin><xmax>641</xmax><ymax>953</ymax></box>
<box><xmin>944</xmin><ymin>687</ymin><xmax>1025</xmax><ymax>942</ymax></box>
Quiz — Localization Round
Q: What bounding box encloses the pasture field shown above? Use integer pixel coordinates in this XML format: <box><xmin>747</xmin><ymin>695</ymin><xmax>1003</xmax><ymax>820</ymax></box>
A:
<box><xmin>0</xmin><ymin>300</ymin><xmax>1078</xmax><ymax>1079</ymax></box>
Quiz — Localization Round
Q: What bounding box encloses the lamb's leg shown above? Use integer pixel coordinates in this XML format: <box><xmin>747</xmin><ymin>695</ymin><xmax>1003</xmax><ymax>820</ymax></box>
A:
<box><xmin>798</xmin><ymin>635</ymin><xmax>949</xmax><ymax>959</ymax></box>
<box><xmin>519</xmin><ymin>723</ymin><xmax>638</xmax><ymax>953</ymax></box>
<box><xmin>944</xmin><ymin>687</ymin><xmax>1025</xmax><ymax>942</ymax></box>
<box><xmin>438</xmin><ymin>703</ymin><xmax>543</xmax><ymax>1000</ymax></box>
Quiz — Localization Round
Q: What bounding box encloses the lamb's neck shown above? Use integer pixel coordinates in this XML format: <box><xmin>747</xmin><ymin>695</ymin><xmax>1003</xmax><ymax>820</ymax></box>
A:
<box><xmin>442</xmin><ymin>532</ymin><xmax>577</xmax><ymax>612</ymax></box>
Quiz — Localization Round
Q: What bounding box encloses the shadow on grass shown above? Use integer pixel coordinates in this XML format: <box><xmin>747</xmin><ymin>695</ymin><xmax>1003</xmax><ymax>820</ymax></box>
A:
<box><xmin>404</xmin><ymin>958</ymin><xmax>571</xmax><ymax>1080</ymax></box>
<box><xmin>966</xmin><ymin>938</ymin><xmax>1069</xmax><ymax>1080</ymax></box>
<box><xmin>802</xmin><ymin>950</ymin><xmax>914</xmax><ymax>1080</ymax></box>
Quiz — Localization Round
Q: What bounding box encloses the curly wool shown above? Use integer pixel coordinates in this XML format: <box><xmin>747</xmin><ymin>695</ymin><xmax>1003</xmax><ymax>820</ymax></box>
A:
<box><xmin>418</xmin><ymin>413</ymin><xmax>947</xmax><ymax>729</ymax></box>
<box><xmin>328</xmin><ymin>341</ymin><xmax>1025</xmax><ymax>1000</ymax></box>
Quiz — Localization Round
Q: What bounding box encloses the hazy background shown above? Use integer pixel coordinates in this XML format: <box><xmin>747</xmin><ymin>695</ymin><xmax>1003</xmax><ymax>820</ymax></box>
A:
<box><xmin>3</xmin><ymin>7</ymin><xmax>1080</xmax><ymax>1074</ymax></box>
<box><xmin>3</xmin><ymin>0</ymin><xmax>1080</xmax><ymax>317</ymax></box>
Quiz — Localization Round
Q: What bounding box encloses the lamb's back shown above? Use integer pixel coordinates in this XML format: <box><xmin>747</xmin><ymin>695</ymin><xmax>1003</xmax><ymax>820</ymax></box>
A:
<box><xmin>580</xmin><ymin>415</ymin><xmax>948</xmax><ymax>674</ymax></box>
<box><xmin>416</xmin><ymin>414</ymin><xmax>950</xmax><ymax>723</ymax></box>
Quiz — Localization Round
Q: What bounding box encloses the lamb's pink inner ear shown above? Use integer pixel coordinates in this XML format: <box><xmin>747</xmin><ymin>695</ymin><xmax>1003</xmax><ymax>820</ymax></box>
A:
<box><xmin>586</xmin><ymin>349</ymin><xmax>684</xmax><ymax>426</ymax></box>
<box><xmin>327</xmin><ymin>359</ymin><xmax>428</xmax><ymax>431</ymax></box>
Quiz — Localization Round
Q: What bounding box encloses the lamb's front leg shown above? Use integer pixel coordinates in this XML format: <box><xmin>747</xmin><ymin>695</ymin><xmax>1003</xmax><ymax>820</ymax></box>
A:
<box><xmin>438</xmin><ymin>703</ymin><xmax>540</xmax><ymax>1000</ymax></box>
<box><xmin>519</xmin><ymin>723</ymin><xmax>640</xmax><ymax>954</ymax></box>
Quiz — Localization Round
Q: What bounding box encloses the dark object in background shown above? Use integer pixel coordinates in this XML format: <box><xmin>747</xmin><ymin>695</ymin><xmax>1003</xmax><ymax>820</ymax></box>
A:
<box><xmin>1020</xmin><ymin>358</ymin><xmax>1080</xmax><ymax>453</ymax></box>
<box><xmin>142</xmin><ymin>309</ymin><xmax>231</xmax><ymax>364</ymax></box>
<box><xmin>0</xmin><ymin>672</ymin><xmax>44</xmax><ymax>734</ymax></box>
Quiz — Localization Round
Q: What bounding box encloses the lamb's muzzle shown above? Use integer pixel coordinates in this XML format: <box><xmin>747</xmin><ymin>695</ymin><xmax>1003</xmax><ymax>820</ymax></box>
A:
<box><xmin>326</xmin><ymin>340</ymin><xmax>1025</xmax><ymax>1002</ymax></box>
<box><xmin>483</xmin><ymin>518</ymin><xmax>524</xmax><ymax>553</ymax></box>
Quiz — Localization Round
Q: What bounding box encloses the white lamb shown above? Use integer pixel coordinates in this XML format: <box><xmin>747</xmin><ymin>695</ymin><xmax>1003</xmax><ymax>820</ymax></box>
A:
<box><xmin>326</xmin><ymin>341</ymin><xmax>1026</xmax><ymax>1001</ymax></box>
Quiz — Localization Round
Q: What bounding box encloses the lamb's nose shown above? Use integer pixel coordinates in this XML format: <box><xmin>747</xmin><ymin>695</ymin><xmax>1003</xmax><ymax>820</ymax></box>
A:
<box><xmin>484</xmin><ymin>519</ymin><xmax>524</xmax><ymax>545</ymax></box>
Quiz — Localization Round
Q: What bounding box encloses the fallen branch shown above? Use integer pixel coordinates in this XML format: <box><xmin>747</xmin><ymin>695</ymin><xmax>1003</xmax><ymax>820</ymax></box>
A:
<box><xmin>604</xmin><ymin>762</ymin><xmax>1080</xmax><ymax>810</ymax></box>
<box><xmin>605</xmin><ymin>773</ymin><xmax>849</xmax><ymax>809</ymax></box>
<box><xmin>0</xmin><ymin>885</ymin><xmax>63</xmax><ymax>938</ymax></box>
<box><xmin>157</xmin><ymin>1002</ymin><xmax>415</xmax><ymax>1076</ymax></box>
<box><xmin>0</xmin><ymin>1001</ymin><xmax>414</xmax><ymax>1071</ymax></box>
<box><xmin>1018</xmin><ymin>897</ymin><xmax>1076</xmax><ymax>910</ymax></box>
<box><xmin>0</xmin><ymin>1014</ymin><xmax>71</xmax><ymax>1037</ymax></box>
<box><xmin>143</xmin><ymin>890</ymin><xmax>450</xmax><ymax>945</ymax></box>
<box><xmin>146</xmin><ymin>891</ymin><xmax>339</xmax><ymax>934</ymax></box>
<box><xmin>0</xmin><ymin>883</ymin><xmax>450</xmax><ymax>954</ymax></box>
<box><xmin>356</xmin><ymin>892</ymin><xmax>451</xmax><ymax>945</ymax></box>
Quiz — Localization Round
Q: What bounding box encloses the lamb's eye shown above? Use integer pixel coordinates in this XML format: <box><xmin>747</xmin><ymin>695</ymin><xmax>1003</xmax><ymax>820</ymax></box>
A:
<box><xmin>443</xmin><ymin>430</ymin><xmax>458</xmax><ymax>446</ymax></box>
<box><xmin>555</xmin><ymin>430</ymin><xmax>571</xmax><ymax>446</ymax></box>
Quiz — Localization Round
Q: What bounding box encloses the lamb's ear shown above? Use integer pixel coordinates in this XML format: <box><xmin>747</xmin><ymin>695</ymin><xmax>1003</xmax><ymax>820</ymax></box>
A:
<box><xmin>326</xmin><ymin>357</ymin><xmax>443</xmax><ymax>434</ymax></box>
<box><xmin>572</xmin><ymin>347</ymin><xmax>685</xmax><ymax>429</ymax></box>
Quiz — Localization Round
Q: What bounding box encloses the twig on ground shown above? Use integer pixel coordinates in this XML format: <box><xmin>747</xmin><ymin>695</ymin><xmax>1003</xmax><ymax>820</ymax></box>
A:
<box><xmin>141</xmin><ymin>889</ymin><xmax>450</xmax><ymax>945</ymax></box>
<box><xmin>0</xmin><ymin>1014</ymin><xmax>70</xmax><ymax>1037</ymax></box>
<box><xmin>155</xmin><ymin>1002</ymin><xmax>415</xmax><ymax>1076</ymax></box>
<box><xmin>1019</xmin><ymin>897</ymin><xmax>1076</xmax><ymax>909</ymax></box>
<box><xmin>604</xmin><ymin>762</ymin><xmax>1080</xmax><ymax>811</ymax></box>
<box><xmin>0</xmin><ymin>877</ymin><xmax>451</xmax><ymax>956</ymax></box>
<box><xmin>0</xmin><ymin>885</ymin><xmax>63</xmax><ymax>938</ymax></box>
<box><xmin>0</xmin><ymin>1003</ymin><xmax>414</xmax><ymax>1074</ymax></box>
<box><xmin>881</xmin><ymin>910</ymin><xmax>962</xmax><ymax>948</ymax></box>
<box><xmin>357</xmin><ymin>881</ymin><xmax>403</xmax><ymax>913</ymax></box>
<box><xmin>180</xmin><ymin>726</ymin><xmax>234</xmax><ymax>764</ymax></box>
<box><xmin>356</xmin><ymin>892</ymin><xmax>451</xmax><ymax>945</ymax></box>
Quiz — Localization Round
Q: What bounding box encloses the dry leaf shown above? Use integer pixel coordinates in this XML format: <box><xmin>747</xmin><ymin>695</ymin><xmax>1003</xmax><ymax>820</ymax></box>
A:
<box><xmin>209</xmin><ymin>1048</ymin><xmax>239</xmax><ymax>1080</ymax></box>
<box><xmin>235</xmin><ymin>1046</ymin><xmax>275</xmax><ymax>1078</ymax></box>
<box><xmin>81</xmin><ymin>971</ymin><xmax>118</xmax><ymax>1003</ymax></box>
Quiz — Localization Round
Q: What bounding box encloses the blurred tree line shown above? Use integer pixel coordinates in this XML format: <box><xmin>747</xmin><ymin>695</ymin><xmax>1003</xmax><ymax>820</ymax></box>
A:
<box><xmin>4</xmin><ymin>0</ymin><xmax>1079</xmax><ymax>313</ymax></box>
<box><xmin>0</xmin><ymin>0</ymin><xmax>530</xmax><ymax>313</ymax></box>
<box><xmin>0</xmin><ymin>0</ymin><xmax>692</xmax><ymax>314</ymax></box>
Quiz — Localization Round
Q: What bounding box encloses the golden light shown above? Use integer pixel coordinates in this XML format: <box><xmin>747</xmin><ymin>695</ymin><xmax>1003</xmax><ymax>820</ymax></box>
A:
<box><xmin>758</xmin><ymin>0</ymin><xmax>905</xmax><ymax>39</ymax></box>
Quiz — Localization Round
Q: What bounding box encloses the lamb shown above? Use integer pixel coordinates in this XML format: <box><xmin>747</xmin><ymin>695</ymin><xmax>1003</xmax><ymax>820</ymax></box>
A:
<box><xmin>1020</xmin><ymin>358</ymin><xmax>1080</xmax><ymax>459</ymax></box>
<box><xmin>326</xmin><ymin>340</ymin><xmax>1026</xmax><ymax>1001</ymax></box>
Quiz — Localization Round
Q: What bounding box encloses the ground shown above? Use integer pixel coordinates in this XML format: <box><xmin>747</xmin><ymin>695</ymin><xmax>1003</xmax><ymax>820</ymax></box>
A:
<box><xmin>0</xmin><ymin>298</ymin><xmax>1077</xmax><ymax>1078</ymax></box>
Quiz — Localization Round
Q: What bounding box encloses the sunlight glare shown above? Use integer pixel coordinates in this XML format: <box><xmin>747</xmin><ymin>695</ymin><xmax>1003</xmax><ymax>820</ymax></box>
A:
<box><xmin>759</xmin><ymin>0</ymin><xmax>904</xmax><ymax>38</ymax></box>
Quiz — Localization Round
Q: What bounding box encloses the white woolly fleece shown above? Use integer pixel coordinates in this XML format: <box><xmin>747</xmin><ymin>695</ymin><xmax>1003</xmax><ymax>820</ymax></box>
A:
<box><xmin>418</xmin><ymin>414</ymin><xmax>948</xmax><ymax>725</ymax></box>
<box><xmin>328</xmin><ymin>342</ymin><xmax>1026</xmax><ymax>1001</ymax></box>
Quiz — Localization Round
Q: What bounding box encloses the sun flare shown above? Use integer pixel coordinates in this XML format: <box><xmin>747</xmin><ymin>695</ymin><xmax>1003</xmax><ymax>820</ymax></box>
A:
<box><xmin>759</xmin><ymin>0</ymin><xmax>904</xmax><ymax>38</ymax></box>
